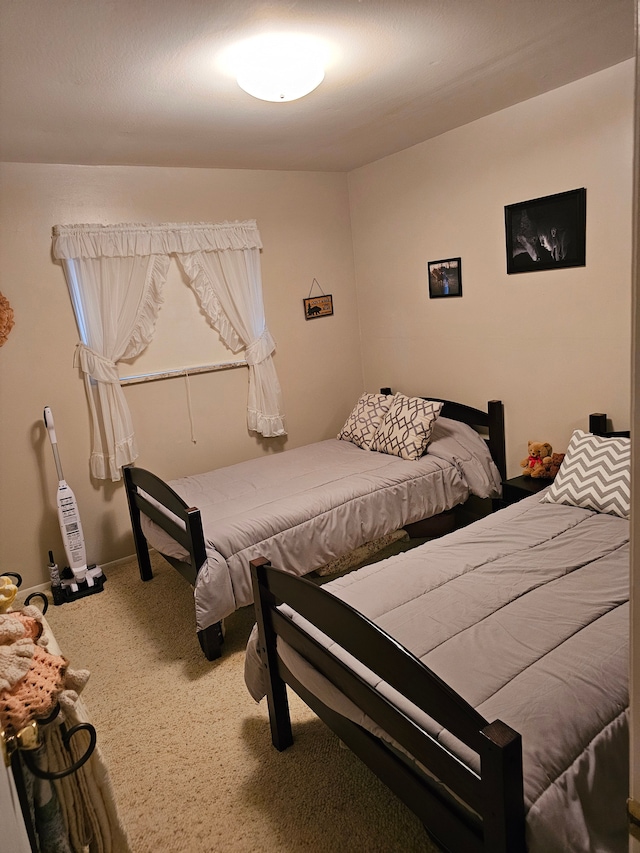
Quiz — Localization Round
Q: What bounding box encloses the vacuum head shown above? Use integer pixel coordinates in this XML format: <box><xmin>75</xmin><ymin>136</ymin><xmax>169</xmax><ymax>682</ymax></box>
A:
<box><xmin>51</xmin><ymin>564</ymin><xmax>107</xmax><ymax>605</ymax></box>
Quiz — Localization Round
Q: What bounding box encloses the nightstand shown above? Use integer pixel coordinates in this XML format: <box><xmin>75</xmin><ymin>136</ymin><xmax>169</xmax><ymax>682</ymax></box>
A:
<box><xmin>500</xmin><ymin>475</ymin><xmax>550</xmax><ymax>507</ymax></box>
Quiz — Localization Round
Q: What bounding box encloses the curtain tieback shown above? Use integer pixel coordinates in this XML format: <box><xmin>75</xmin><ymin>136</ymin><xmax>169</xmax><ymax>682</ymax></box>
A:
<box><xmin>74</xmin><ymin>344</ymin><xmax>120</xmax><ymax>383</ymax></box>
<box><xmin>245</xmin><ymin>329</ymin><xmax>275</xmax><ymax>366</ymax></box>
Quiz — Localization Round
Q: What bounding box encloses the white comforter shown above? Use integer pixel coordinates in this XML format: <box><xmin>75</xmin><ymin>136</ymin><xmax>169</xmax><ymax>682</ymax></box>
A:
<box><xmin>141</xmin><ymin>417</ymin><xmax>501</xmax><ymax>630</ymax></box>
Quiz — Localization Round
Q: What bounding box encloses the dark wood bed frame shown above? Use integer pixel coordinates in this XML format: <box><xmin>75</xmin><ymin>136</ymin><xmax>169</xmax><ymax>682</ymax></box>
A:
<box><xmin>589</xmin><ymin>412</ymin><xmax>630</xmax><ymax>438</ymax></box>
<box><xmin>123</xmin><ymin>396</ymin><xmax>506</xmax><ymax>661</ymax></box>
<box><xmin>248</xmin><ymin>412</ymin><xmax>626</xmax><ymax>853</ymax></box>
<box><xmin>250</xmin><ymin>557</ymin><xmax>525</xmax><ymax>853</ymax></box>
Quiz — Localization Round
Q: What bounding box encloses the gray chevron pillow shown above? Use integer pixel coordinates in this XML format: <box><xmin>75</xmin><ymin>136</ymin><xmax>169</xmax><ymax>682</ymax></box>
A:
<box><xmin>541</xmin><ymin>429</ymin><xmax>630</xmax><ymax>518</ymax></box>
<box><xmin>370</xmin><ymin>394</ymin><xmax>443</xmax><ymax>460</ymax></box>
<box><xmin>338</xmin><ymin>392</ymin><xmax>395</xmax><ymax>450</ymax></box>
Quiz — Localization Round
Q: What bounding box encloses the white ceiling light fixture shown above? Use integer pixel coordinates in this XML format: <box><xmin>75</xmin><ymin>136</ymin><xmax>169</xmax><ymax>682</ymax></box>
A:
<box><xmin>224</xmin><ymin>33</ymin><xmax>328</xmax><ymax>103</ymax></box>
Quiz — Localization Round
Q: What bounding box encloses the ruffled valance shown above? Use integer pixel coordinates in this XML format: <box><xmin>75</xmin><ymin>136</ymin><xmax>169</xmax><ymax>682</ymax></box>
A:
<box><xmin>52</xmin><ymin>221</ymin><xmax>263</xmax><ymax>259</ymax></box>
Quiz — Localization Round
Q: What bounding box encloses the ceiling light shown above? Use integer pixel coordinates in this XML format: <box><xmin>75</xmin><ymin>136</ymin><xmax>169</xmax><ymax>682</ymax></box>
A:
<box><xmin>224</xmin><ymin>33</ymin><xmax>327</xmax><ymax>103</ymax></box>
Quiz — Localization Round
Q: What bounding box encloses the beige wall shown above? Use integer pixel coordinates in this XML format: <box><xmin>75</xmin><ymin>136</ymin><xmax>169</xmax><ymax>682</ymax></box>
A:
<box><xmin>0</xmin><ymin>60</ymin><xmax>634</xmax><ymax>592</ymax></box>
<box><xmin>348</xmin><ymin>60</ymin><xmax>634</xmax><ymax>477</ymax></box>
<box><xmin>0</xmin><ymin>164</ymin><xmax>363</xmax><ymax>587</ymax></box>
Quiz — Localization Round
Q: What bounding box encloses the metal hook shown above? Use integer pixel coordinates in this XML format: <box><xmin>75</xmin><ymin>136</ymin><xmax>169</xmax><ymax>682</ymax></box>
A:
<box><xmin>21</xmin><ymin>720</ymin><xmax>97</xmax><ymax>780</ymax></box>
<box><xmin>37</xmin><ymin>702</ymin><xmax>61</xmax><ymax>727</ymax></box>
<box><xmin>24</xmin><ymin>591</ymin><xmax>49</xmax><ymax>614</ymax></box>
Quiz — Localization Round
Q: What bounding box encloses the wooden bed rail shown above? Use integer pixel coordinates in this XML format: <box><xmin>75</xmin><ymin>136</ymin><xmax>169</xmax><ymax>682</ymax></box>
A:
<box><xmin>251</xmin><ymin>557</ymin><xmax>525</xmax><ymax>853</ymax></box>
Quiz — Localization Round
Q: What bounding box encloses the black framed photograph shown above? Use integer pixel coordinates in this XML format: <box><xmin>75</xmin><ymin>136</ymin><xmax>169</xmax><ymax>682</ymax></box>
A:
<box><xmin>428</xmin><ymin>257</ymin><xmax>462</xmax><ymax>299</ymax></box>
<box><xmin>505</xmin><ymin>188</ymin><xmax>586</xmax><ymax>274</ymax></box>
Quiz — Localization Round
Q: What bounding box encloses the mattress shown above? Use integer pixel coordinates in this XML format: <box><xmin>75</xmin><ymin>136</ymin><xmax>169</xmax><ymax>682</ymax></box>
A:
<box><xmin>141</xmin><ymin>416</ymin><xmax>502</xmax><ymax>630</ymax></box>
<box><xmin>244</xmin><ymin>492</ymin><xmax>629</xmax><ymax>853</ymax></box>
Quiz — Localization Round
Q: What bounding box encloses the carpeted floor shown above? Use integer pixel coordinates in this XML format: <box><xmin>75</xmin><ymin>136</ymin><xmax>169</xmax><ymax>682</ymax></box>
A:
<box><xmin>42</xmin><ymin>546</ymin><xmax>443</xmax><ymax>853</ymax></box>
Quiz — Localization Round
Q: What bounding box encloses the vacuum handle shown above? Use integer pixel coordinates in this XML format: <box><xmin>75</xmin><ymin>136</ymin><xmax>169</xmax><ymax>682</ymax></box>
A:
<box><xmin>44</xmin><ymin>406</ymin><xmax>65</xmax><ymax>482</ymax></box>
<box><xmin>44</xmin><ymin>406</ymin><xmax>58</xmax><ymax>445</ymax></box>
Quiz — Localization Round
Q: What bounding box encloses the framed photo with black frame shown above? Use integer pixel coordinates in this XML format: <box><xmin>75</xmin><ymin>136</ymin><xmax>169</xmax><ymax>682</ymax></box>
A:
<box><xmin>428</xmin><ymin>257</ymin><xmax>462</xmax><ymax>299</ymax></box>
<box><xmin>505</xmin><ymin>188</ymin><xmax>586</xmax><ymax>274</ymax></box>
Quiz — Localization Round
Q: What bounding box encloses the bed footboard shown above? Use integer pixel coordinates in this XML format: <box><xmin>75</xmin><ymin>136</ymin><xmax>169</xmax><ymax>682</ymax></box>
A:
<box><xmin>123</xmin><ymin>465</ymin><xmax>225</xmax><ymax>661</ymax></box>
<box><xmin>250</xmin><ymin>557</ymin><xmax>525</xmax><ymax>853</ymax></box>
<box><xmin>123</xmin><ymin>465</ymin><xmax>207</xmax><ymax>586</ymax></box>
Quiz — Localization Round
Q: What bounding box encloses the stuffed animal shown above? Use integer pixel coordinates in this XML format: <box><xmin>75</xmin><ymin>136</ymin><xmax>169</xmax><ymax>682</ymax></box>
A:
<box><xmin>532</xmin><ymin>452</ymin><xmax>565</xmax><ymax>480</ymax></box>
<box><xmin>520</xmin><ymin>441</ymin><xmax>553</xmax><ymax>477</ymax></box>
<box><xmin>0</xmin><ymin>575</ymin><xmax>18</xmax><ymax>613</ymax></box>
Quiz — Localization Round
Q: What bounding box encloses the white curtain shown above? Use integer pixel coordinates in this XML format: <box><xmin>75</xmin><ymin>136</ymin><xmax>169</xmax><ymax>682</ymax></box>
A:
<box><xmin>52</xmin><ymin>221</ymin><xmax>285</xmax><ymax>482</ymax></box>
<box><xmin>177</xmin><ymin>245</ymin><xmax>284</xmax><ymax>437</ymax></box>
<box><xmin>53</xmin><ymin>242</ymin><xmax>170</xmax><ymax>481</ymax></box>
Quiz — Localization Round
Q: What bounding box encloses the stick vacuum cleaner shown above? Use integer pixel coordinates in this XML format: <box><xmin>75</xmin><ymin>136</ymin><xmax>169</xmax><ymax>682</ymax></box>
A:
<box><xmin>44</xmin><ymin>406</ymin><xmax>106</xmax><ymax>604</ymax></box>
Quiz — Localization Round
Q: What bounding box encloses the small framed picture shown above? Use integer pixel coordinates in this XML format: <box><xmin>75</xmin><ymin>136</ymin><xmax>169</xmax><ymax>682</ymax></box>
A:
<box><xmin>505</xmin><ymin>188</ymin><xmax>586</xmax><ymax>274</ymax></box>
<box><xmin>303</xmin><ymin>294</ymin><xmax>334</xmax><ymax>319</ymax></box>
<box><xmin>428</xmin><ymin>257</ymin><xmax>462</xmax><ymax>299</ymax></box>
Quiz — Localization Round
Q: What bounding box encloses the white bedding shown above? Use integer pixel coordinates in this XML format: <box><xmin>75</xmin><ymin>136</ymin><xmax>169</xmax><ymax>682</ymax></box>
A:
<box><xmin>244</xmin><ymin>492</ymin><xmax>629</xmax><ymax>853</ymax></box>
<box><xmin>141</xmin><ymin>416</ymin><xmax>501</xmax><ymax>631</ymax></box>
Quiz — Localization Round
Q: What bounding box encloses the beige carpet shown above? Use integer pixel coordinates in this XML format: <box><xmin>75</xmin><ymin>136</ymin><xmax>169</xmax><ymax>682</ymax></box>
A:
<box><xmin>43</xmin><ymin>551</ymin><xmax>443</xmax><ymax>853</ymax></box>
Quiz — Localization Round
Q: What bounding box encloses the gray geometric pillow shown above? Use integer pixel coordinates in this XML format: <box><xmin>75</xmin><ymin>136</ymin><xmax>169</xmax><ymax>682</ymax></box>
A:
<box><xmin>370</xmin><ymin>395</ymin><xmax>443</xmax><ymax>460</ymax></box>
<box><xmin>337</xmin><ymin>393</ymin><xmax>395</xmax><ymax>450</ymax></box>
<box><xmin>541</xmin><ymin>429</ymin><xmax>630</xmax><ymax>518</ymax></box>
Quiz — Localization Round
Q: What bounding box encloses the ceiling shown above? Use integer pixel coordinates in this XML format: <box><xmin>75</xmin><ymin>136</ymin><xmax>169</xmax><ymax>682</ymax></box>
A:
<box><xmin>0</xmin><ymin>0</ymin><xmax>635</xmax><ymax>173</ymax></box>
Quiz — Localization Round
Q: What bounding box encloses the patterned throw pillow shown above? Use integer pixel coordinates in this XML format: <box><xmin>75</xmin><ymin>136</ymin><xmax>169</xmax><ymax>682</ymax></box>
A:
<box><xmin>370</xmin><ymin>395</ymin><xmax>443</xmax><ymax>460</ymax></box>
<box><xmin>337</xmin><ymin>393</ymin><xmax>395</xmax><ymax>450</ymax></box>
<box><xmin>541</xmin><ymin>429</ymin><xmax>630</xmax><ymax>518</ymax></box>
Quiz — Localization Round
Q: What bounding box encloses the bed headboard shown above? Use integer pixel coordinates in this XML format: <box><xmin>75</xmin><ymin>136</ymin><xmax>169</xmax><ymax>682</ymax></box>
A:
<box><xmin>380</xmin><ymin>389</ymin><xmax>506</xmax><ymax>482</ymax></box>
<box><xmin>589</xmin><ymin>413</ymin><xmax>630</xmax><ymax>438</ymax></box>
<box><xmin>437</xmin><ymin>399</ymin><xmax>506</xmax><ymax>482</ymax></box>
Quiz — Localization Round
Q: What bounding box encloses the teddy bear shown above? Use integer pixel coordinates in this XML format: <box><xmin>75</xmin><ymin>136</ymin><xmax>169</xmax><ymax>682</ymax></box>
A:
<box><xmin>520</xmin><ymin>441</ymin><xmax>553</xmax><ymax>477</ymax></box>
<box><xmin>532</xmin><ymin>452</ymin><xmax>565</xmax><ymax>480</ymax></box>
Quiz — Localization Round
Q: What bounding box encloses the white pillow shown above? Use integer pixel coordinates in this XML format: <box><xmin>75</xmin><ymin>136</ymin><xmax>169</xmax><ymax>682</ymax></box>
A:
<box><xmin>370</xmin><ymin>395</ymin><xmax>443</xmax><ymax>460</ymax></box>
<box><xmin>541</xmin><ymin>429</ymin><xmax>630</xmax><ymax>518</ymax></box>
<box><xmin>337</xmin><ymin>393</ymin><xmax>395</xmax><ymax>450</ymax></box>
